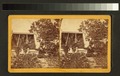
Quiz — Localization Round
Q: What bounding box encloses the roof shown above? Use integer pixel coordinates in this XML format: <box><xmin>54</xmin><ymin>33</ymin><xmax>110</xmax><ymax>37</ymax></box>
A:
<box><xmin>62</xmin><ymin>31</ymin><xmax>83</xmax><ymax>34</ymax></box>
<box><xmin>12</xmin><ymin>32</ymin><xmax>34</xmax><ymax>35</ymax></box>
<box><xmin>12</xmin><ymin>31</ymin><xmax>83</xmax><ymax>35</ymax></box>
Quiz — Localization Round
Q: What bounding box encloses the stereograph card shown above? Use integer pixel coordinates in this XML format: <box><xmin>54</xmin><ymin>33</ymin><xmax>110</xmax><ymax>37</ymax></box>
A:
<box><xmin>8</xmin><ymin>15</ymin><xmax>111</xmax><ymax>73</ymax></box>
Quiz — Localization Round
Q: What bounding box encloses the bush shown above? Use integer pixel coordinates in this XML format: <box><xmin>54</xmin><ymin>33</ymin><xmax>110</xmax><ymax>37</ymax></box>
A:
<box><xmin>94</xmin><ymin>56</ymin><xmax>107</xmax><ymax>68</ymax></box>
<box><xmin>11</xmin><ymin>54</ymin><xmax>42</xmax><ymax>68</ymax></box>
<box><xmin>60</xmin><ymin>53</ymin><xmax>90</xmax><ymax>68</ymax></box>
<box><xmin>46</xmin><ymin>56</ymin><xmax>60</xmax><ymax>68</ymax></box>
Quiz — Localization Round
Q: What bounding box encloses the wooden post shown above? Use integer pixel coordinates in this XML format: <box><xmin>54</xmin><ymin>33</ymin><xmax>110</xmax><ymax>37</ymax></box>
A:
<box><xmin>65</xmin><ymin>33</ymin><xmax>69</xmax><ymax>46</ymax></box>
<box><xmin>75</xmin><ymin>33</ymin><xmax>77</xmax><ymax>43</ymax></box>
<box><xmin>17</xmin><ymin>34</ymin><xmax>20</xmax><ymax>47</ymax></box>
<box><xmin>26</xmin><ymin>34</ymin><xmax>28</xmax><ymax>44</ymax></box>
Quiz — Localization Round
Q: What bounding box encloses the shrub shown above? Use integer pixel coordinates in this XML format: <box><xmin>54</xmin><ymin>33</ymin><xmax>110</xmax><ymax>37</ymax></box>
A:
<box><xmin>60</xmin><ymin>53</ymin><xmax>90</xmax><ymax>68</ymax></box>
<box><xmin>94</xmin><ymin>56</ymin><xmax>107</xmax><ymax>68</ymax></box>
<box><xmin>11</xmin><ymin>54</ymin><xmax>42</xmax><ymax>68</ymax></box>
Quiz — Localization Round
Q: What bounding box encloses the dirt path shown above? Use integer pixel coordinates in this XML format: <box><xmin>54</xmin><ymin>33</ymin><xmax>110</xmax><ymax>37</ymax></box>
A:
<box><xmin>38</xmin><ymin>58</ymin><xmax>49</xmax><ymax>68</ymax></box>
<box><xmin>38</xmin><ymin>57</ymin><xmax>59</xmax><ymax>68</ymax></box>
<box><xmin>38</xmin><ymin>57</ymin><xmax>101</xmax><ymax>68</ymax></box>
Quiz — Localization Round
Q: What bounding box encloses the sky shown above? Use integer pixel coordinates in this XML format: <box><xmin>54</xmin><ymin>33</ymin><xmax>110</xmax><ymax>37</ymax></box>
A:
<box><xmin>12</xmin><ymin>19</ymin><xmax>38</xmax><ymax>33</ymax></box>
<box><xmin>61</xmin><ymin>19</ymin><xmax>84</xmax><ymax>32</ymax></box>
<box><xmin>12</xmin><ymin>19</ymin><xmax>84</xmax><ymax>33</ymax></box>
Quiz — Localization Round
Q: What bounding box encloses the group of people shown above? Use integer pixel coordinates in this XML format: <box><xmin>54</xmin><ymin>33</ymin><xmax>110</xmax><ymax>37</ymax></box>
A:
<box><xmin>61</xmin><ymin>33</ymin><xmax>84</xmax><ymax>55</ymax></box>
<box><xmin>12</xmin><ymin>34</ymin><xmax>35</xmax><ymax>56</ymax></box>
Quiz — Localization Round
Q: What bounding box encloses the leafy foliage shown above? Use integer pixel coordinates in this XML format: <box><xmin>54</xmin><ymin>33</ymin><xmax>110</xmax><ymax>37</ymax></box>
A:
<box><xmin>29</xmin><ymin>19</ymin><xmax>62</xmax><ymax>56</ymax></box>
<box><xmin>94</xmin><ymin>56</ymin><xmax>107</xmax><ymax>68</ymax></box>
<box><xmin>78</xmin><ymin>19</ymin><xmax>108</xmax><ymax>56</ymax></box>
<box><xmin>29</xmin><ymin>19</ymin><xmax>61</xmax><ymax>41</ymax></box>
<box><xmin>11</xmin><ymin>54</ymin><xmax>42</xmax><ymax>68</ymax></box>
<box><xmin>60</xmin><ymin>53</ymin><xmax>90</xmax><ymax>68</ymax></box>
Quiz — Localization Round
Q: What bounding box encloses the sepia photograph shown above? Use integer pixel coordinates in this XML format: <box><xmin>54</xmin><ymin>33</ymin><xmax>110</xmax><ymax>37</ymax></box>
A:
<box><xmin>60</xmin><ymin>19</ymin><xmax>109</xmax><ymax>69</ymax></box>
<box><xmin>8</xmin><ymin>15</ymin><xmax>111</xmax><ymax>73</ymax></box>
<box><xmin>10</xmin><ymin>18</ymin><xmax>62</xmax><ymax>68</ymax></box>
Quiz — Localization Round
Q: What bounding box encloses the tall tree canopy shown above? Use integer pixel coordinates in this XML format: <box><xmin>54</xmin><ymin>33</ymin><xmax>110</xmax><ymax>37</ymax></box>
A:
<box><xmin>78</xmin><ymin>19</ymin><xmax>108</xmax><ymax>55</ymax></box>
<box><xmin>29</xmin><ymin>19</ymin><xmax>62</xmax><ymax>56</ymax></box>
<box><xmin>29</xmin><ymin>19</ymin><xmax>62</xmax><ymax>41</ymax></box>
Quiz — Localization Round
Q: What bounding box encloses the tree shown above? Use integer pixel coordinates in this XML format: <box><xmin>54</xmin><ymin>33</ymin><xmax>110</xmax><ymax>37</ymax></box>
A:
<box><xmin>78</xmin><ymin>19</ymin><xmax>108</xmax><ymax>56</ymax></box>
<box><xmin>29</xmin><ymin>19</ymin><xmax>62</xmax><ymax>56</ymax></box>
